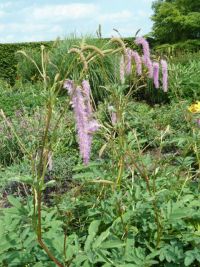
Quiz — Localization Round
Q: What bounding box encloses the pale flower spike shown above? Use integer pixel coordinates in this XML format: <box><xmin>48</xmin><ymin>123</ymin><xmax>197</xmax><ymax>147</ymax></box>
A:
<box><xmin>125</xmin><ymin>49</ymin><xmax>132</xmax><ymax>75</ymax></box>
<box><xmin>120</xmin><ymin>55</ymin><xmax>125</xmax><ymax>84</ymax></box>
<box><xmin>153</xmin><ymin>62</ymin><xmax>160</xmax><ymax>89</ymax></box>
<box><xmin>131</xmin><ymin>51</ymin><xmax>142</xmax><ymax>75</ymax></box>
<box><xmin>135</xmin><ymin>37</ymin><xmax>150</xmax><ymax>61</ymax></box>
<box><xmin>142</xmin><ymin>55</ymin><xmax>153</xmax><ymax>78</ymax></box>
<box><xmin>161</xmin><ymin>59</ymin><xmax>168</xmax><ymax>92</ymax></box>
<box><xmin>64</xmin><ymin>80</ymin><xmax>99</xmax><ymax>165</ymax></box>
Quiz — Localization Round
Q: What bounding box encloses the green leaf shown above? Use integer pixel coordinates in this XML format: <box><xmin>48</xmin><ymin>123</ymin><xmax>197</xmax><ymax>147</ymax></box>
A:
<box><xmin>184</xmin><ymin>255</ymin><xmax>195</xmax><ymax>266</ymax></box>
<box><xmin>7</xmin><ymin>195</ymin><xmax>22</xmax><ymax>210</ymax></box>
<box><xmin>45</xmin><ymin>180</ymin><xmax>56</xmax><ymax>187</ymax></box>
<box><xmin>118</xmin><ymin>265</ymin><xmax>137</xmax><ymax>267</ymax></box>
<box><xmin>33</xmin><ymin>263</ymin><xmax>44</xmax><ymax>267</ymax></box>
<box><xmin>100</xmin><ymin>239</ymin><xmax>125</xmax><ymax>249</ymax></box>
<box><xmin>84</xmin><ymin>220</ymin><xmax>101</xmax><ymax>252</ymax></box>
<box><xmin>0</xmin><ymin>241</ymin><xmax>12</xmax><ymax>254</ymax></box>
<box><xmin>11</xmin><ymin>175</ymin><xmax>33</xmax><ymax>185</ymax></box>
<box><xmin>88</xmin><ymin>220</ymin><xmax>101</xmax><ymax>236</ymax></box>
<box><xmin>93</xmin><ymin>229</ymin><xmax>110</xmax><ymax>248</ymax></box>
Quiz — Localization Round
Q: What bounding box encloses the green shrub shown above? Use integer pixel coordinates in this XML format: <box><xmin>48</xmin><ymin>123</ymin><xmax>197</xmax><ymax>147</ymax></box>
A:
<box><xmin>0</xmin><ymin>81</ymin><xmax>46</xmax><ymax>117</ymax></box>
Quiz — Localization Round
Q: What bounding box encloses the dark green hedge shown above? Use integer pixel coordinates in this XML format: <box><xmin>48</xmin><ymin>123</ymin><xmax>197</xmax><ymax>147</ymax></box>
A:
<box><xmin>155</xmin><ymin>39</ymin><xmax>200</xmax><ymax>56</ymax></box>
<box><xmin>0</xmin><ymin>41</ymin><xmax>52</xmax><ymax>85</ymax></box>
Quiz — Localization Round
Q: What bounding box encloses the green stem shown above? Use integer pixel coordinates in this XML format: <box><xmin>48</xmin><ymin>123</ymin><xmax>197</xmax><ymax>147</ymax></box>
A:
<box><xmin>38</xmin><ymin>101</ymin><xmax>53</xmax><ymax>177</ymax></box>
<box><xmin>37</xmin><ymin>191</ymin><xmax>64</xmax><ymax>267</ymax></box>
<box><xmin>116</xmin><ymin>156</ymin><xmax>124</xmax><ymax>187</ymax></box>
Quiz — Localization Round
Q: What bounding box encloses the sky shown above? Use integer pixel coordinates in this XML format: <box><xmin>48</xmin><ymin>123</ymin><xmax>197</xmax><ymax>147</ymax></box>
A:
<box><xmin>0</xmin><ymin>0</ymin><xmax>154</xmax><ymax>43</ymax></box>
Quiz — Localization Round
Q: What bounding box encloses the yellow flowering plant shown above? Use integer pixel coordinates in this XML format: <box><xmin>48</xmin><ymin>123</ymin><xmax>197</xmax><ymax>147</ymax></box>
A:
<box><xmin>188</xmin><ymin>101</ymin><xmax>200</xmax><ymax>113</ymax></box>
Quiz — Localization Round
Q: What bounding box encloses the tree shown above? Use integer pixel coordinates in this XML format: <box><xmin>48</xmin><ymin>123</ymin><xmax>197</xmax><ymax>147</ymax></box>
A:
<box><xmin>151</xmin><ymin>0</ymin><xmax>200</xmax><ymax>43</ymax></box>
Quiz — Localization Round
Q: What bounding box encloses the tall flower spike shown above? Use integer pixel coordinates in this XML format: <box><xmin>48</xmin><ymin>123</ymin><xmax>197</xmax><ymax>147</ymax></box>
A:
<box><xmin>63</xmin><ymin>79</ymin><xmax>74</xmax><ymax>95</ymax></box>
<box><xmin>82</xmin><ymin>79</ymin><xmax>100</xmax><ymax>159</ymax></box>
<box><xmin>82</xmin><ymin>80</ymin><xmax>92</xmax><ymax>116</ymax></box>
<box><xmin>64</xmin><ymin>79</ymin><xmax>99</xmax><ymax>165</ymax></box>
<box><xmin>153</xmin><ymin>62</ymin><xmax>159</xmax><ymax>89</ymax></box>
<box><xmin>131</xmin><ymin>51</ymin><xmax>142</xmax><ymax>75</ymax></box>
<box><xmin>135</xmin><ymin>37</ymin><xmax>153</xmax><ymax>77</ymax></box>
<box><xmin>161</xmin><ymin>60</ymin><xmax>168</xmax><ymax>92</ymax></box>
<box><xmin>64</xmin><ymin>80</ymin><xmax>90</xmax><ymax>164</ymax></box>
<box><xmin>75</xmin><ymin>86</ymin><xmax>91</xmax><ymax>165</ymax></box>
<box><xmin>120</xmin><ymin>55</ymin><xmax>125</xmax><ymax>84</ymax></box>
<box><xmin>142</xmin><ymin>56</ymin><xmax>153</xmax><ymax>78</ymax></box>
<box><xmin>88</xmin><ymin>120</ymin><xmax>100</xmax><ymax>133</ymax></box>
<box><xmin>135</xmin><ymin>37</ymin><xmax>150</xmax><ymax>60</ymax></box>
<box><xmin>125</xmin><ymin>48</ymin><xmax>132</xmax><ymax>75</ymax></box>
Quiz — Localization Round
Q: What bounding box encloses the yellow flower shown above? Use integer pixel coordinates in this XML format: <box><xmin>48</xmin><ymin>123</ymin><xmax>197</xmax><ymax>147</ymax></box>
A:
<box><xmin>188</xmin><ymin>101</ymin><xmax>200</xmax><ymax>113</ymax></box>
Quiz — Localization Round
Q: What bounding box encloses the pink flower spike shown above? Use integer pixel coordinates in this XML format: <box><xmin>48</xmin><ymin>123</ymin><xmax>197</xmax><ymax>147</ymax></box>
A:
<box><xmin>63</xmin><ymin>79</ymin><xmax>74</xmax><ymax>95</ymax></box>
<box><xmin>64</xmin><ymin>79</ymin><xmax>100</xmax><ymax>165</ymax></box>
<box><xmin>73</xmin><ymin>86</ymin><xmax>90</xmax><ymax>165</ymax></box>
<box><xmin>82</xmin><ymin>80</ymin><xmax>92</xmax><ymax>116</ymax></box>
<box><xmin>161</xmin><ymin>59</ymin><xmax>168</xmax><ymax>92</ymax></box>
<box><xmin>125</xmin><ymin>48</ymin><xmax>132</xmax><ymax>75</ymax></box>
<box><xmin>135</xmin><ymin>37</ymin><xmax>150</xmax><ymax>59</ymax></box>
<box><xmin>153</xmin><ymin>62</ymin><xmax>159</xmax><ymax>89</ymax></box>
<box><xmin>88</xmin><ymin>120</ymin><xmax>100</xmax><ymax>133</ymax></box>
<box><xmin>82</xmin><ymin>80</ymin><xmax>90</xmax><ymax>99</ymax></box>
<box><xmin>131</xmin><ymin>51</ymin><xmax>142</xmax><ymax>75</ymax></box>
<box><xmin>142</xmin><ymin>56</ymin><xmax>153</xmax><ymax>78</ymax></box>
<box><xmin>120</xmin><ymin>55</ymin><xmax>125</xmax><ymax>84</ymax></box>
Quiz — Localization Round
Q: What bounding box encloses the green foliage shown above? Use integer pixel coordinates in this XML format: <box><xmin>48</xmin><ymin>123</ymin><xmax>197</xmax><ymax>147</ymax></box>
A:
<box><xmin>0</xmin><ymin>196</ymin><xmax>64</xmax><ymax>266</ymax></box>
<box><xmin>155</xmin><ymin>40</ymin><xmax>200</xmax><ymax>56</ymax></box>
<box><xmin>16</xmin><ymin>36</ymin><xmax>116</xmax><ymax>102</ymax></box>
<box><xmin>0</xmin><ymin>79</ymin><xmax>76</xmax><ymax>167</ymax></box>
<box><xmin>1</xmin><ymin>98</ymin><xmax>200</xmax><ymax>266</ymax></box>
<box><xmin>0</xmin><ymin>81</ymin><xmax>45</xmax><ymax>117</ymax></box>
<box><xmin>0</xmin><ymin>41</ymin><xmax>52</xmax><ymax>85</ymax></box>
<box><xmin>152</xmin><ymin>0</ymin><xmax>200</xmax><ymax>44</ymax></box>
<box><xmin>1</xmin><ymin>168</ymin><xmax>199</xmax><ymax>266</ymax></box>
<box><xmin>1</xmin><ymin>34</ymin><xmax>200</xmax><ymax>267</ymax></box>
<box><xmin>168</xmin><ymin>51</ymin><xmax>200</xmax><ymax>65</ymax></box>
<box><xmin>168</xmin><ymin>59</ymin><xmax>200</xmax><ymax>100</ymax></box>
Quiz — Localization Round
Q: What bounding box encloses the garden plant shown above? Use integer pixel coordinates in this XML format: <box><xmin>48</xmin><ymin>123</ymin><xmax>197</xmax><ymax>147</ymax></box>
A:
<box><xmin>0</xmin><ymin>32</ymin><xmax>199</xmax><ymax>267</ymax></box>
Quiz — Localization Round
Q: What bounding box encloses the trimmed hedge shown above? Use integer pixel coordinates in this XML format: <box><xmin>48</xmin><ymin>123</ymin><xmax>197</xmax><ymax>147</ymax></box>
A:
<box><xmin>0</xmin><ymin>41</ymin><xmax>52</xmax><ymax>85</ymax></box>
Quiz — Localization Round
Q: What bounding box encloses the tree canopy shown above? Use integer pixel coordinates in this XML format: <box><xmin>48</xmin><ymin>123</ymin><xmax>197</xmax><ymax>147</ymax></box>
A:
<box><xmin>151</xmin><ymin>0</ymin><xmax>200</xmax><ymax>43</ymax></box>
